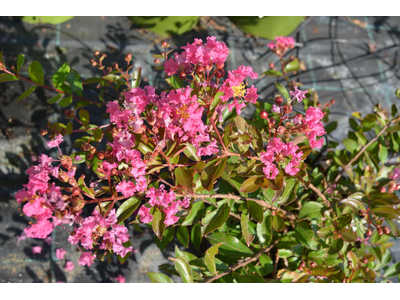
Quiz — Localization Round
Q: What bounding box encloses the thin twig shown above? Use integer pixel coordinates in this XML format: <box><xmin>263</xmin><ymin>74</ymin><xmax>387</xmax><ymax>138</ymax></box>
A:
<box><xmin>309</xmin><ymin>183</ymin><xmax>330</xmax><ymax>208</ymax></box>
<box><xmin>204</xmin><ymin>240</ymin><xmax>279</xmax><ymax>283</ymax></box>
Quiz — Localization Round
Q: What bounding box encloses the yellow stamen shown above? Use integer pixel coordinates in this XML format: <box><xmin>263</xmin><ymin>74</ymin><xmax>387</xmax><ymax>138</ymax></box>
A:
<box><xmin>232</xmin><ymin>82</ymin><xmax>246</xmax><ymax>98</ymax></box>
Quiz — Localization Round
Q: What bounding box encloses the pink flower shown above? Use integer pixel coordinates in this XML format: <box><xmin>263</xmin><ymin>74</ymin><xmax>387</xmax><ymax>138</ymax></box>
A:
<box><xmin>290</xmin><ymin>86</ymin><xmax>308</xmax><ymax>103</ymax></box>
<box><xmin>56</xmin><ymin>248</ymin><xmax>66</xmax><ymax>260</ymax></box>
<box><xmin>391</xmin><ymin>168</ymin><xmax>400</xmax><ymax>181</ymax></box>
<box><xmin>78</xmin><ymin>252</ymin><xmax>96</xmax><ymax>267</ymax></box>
<box><xmin>25</xmin><ymin>219</ymin><xmax>54</xmax><ymax>239</ymax></box>
<box><xmin>138</xmin><ymin>206</ymin><xmax>153</xmax><ymax>223</ymax></box>
<box><xmin>304</xmin><ymin>107</ymin><xmax>326</xmax><ymax>149</ymax></box>
<box><xmin>268</xmin><ymin>36</ymin><xmax>295</xmax><ymax>54</ymax></box>
<box><xmin>65</xmin><ymin>261</ymin><xmax>75</xmax><ymax>271</ymax></box>
<box><xmin>46</xmin><ymin>134</ymin><xmax>63</xmax><ymax>150</ymax></box>
<box><xmin>272</xmin><ymin>104</ymin><xmax>280</xmax><ymax>113</ymax></box>
<box><xmin>32</xmin><ymin>246</ymin><xmax>42</xmax><ymax>254</ymax></box>
<box><xmin>164</xmin><ymin>59</ymin><xmax>179</xmax><ymax>76</ymax></box>
<box><xmin>116</xmin><ymin>181</ymin><xmax>136</xmax><ymax>197</ymax></box>
<box><xmin>114</xmin><ymin>274</ymin><xmax>126</xmax><ymax>283</ymax></box>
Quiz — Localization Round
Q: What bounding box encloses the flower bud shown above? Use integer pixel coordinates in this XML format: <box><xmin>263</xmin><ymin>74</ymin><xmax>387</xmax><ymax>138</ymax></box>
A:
<box><xmin>154</xmin><ymin>58</ymin><xmax>161</xmax><ymax>64</ymax></box>
<box><xmin>380</xmin><ymin>186</ymin><xmax>386</xmax><ymax>193</ymax></box>
<box><xmin>185</xmin><ymin>65</ymin><xmax>194</xmax><ymax>75</ymax></box>
<box><xmin>215</xmin><ymin>68</ymin><xmax>225</xmax><ymax>78</ymax></box>
<box><xmin>71</xmin><ymin>198</ymin><xmax>85</xmax><ymax>212</ymax></box>
<box><xmin>282</xmin><ymin>104</ymin><xmax>292</xmax><ymax>115</ymax></box>
<box><xmin>58</xmin><ymin>171</ymin><xmax>69</xmax><ymax>183</ymax></box>
<box><xmin>73</xmin><ymin>188</ymin><xmax>80</xmax><ymax>196</ymax></box>
<box><xmin>125</xmin><ymin>53</ymin><xmax>132</xmax><ymax>63</ymax></box>
<box><xmin>330</xmin><ymin>99</ymin><xmax>336</xmax><ymax>104</ymax></box>
<box><xmin>310</xmin><ymin>261</ymin><xmax>316</xmax><ymax>268</ymax></box>
<box><xmin>112</xmin><ymin>62</ymin><xmax>119</xmax><ymax>69</ymax></box>
<box><xmin>260</xmin><ymin>110</ymin><xmax>268</xmax><ymax>119</ymax></box>
<box><xmin>178</xmin><ymin>71</ymin><xmax>186</xmax><ymax>80</ymax></box>
<box><xmin>377</xmin><ymin>227</ymin><xmax>383</xmax><ymax>236</ymax></box>
<box><xmin>383</xmin><ymin>226</ymin><xmax>390</xmax><ymax>235</ymax></box>
<box><xmin>196</xmin><ymin>66</ymin><xmax>205</xmax><ymax>76</ymax></box>
<box><xmin>110</xmin><ymin>169</ymin><xmax>118</xmax><ymax>176</ymax></box>
<box><xmin>366</xmin><ymin>228</ymin><xmax>372</xmax><ymax>236</ymax></box>
<box><xmin>40</xmin><ymin>129</ymin><xmax>48</xmax><ymax>136</ymax></box>
<box><xmin>362</xmin><ymin>257</ymin><xmax>369</xmax><ymax>264</ymax></box>
<box><xmin>269</xmin><ymin>63</ymin><xmax>274</xmax><ymax>69</ymax></box>
<box><xmin>97</xmin><ymin>152</ymin><xmax>104</xmax><ymax>160</ymax></box>
<box><xmin>275</xmin><ymin>96</ymin><xmax>283</xmax><ymax>106</ymax></box>
<box><xmin>161</xmin><ymin>41</ymin><xmax>168</xmax><ymax>48</ymax></box>
<box><xmin>61</xmin><ymin>155</ymin><xmax>73</xmax><ymax>170</ymax></box>
<box><xmin>87</xmin><ymin>153</ymin><xmax>93</xmax><ymax>160</ymax></box>
<box><xmin>90</xmin><ymin>59</ymin><xmax>97</xmax><ymax>67</ymax></box>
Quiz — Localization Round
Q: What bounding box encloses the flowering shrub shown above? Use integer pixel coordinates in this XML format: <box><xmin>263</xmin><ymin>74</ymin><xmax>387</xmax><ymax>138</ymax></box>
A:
<box><xmin>1</xmin><ymin>35</ymin><xmax>400</xmax><ymax>283</ymax></box>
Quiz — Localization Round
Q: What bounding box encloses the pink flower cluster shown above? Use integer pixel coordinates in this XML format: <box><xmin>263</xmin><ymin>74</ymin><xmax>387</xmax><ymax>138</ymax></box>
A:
<box><xmin>68</xmin><ymin>209</ymin><xmax>132</xmax><ymax>266</ymax></box>
<box><xmin>219</xmin><ymin>65</ymin><xmax>259</xmax><ymax>115</ymax></box>
<box><xmin>268</xmin><ymin>36</ymin><xmax>295</xmax><ymax>54</ymax></box>
<box><xmin>304</xmin><ymin>107</ymin><xmax>326</xmax><ymax>149</ymax></box>
<box><xmin>164</xmin><ymin>36</ymin><xmax>229</xmax><ymax>76</ymax></box>
<box><xmin>15</xmin><ymin>154</ymin><xmax>72</xmax><ymax>239</ymax></box>
<box><xmin>290</xmin><ymin>86</ymin><xmax>308</xmax><ymax>103</ymax></box>
<box><xmin>260</xmin><ymin>138</ymin><xmax>303</xmax><ymax>179</ymax></box>
<box><xmin>138</xmin><ymin>185</ymin><xmax>190</xmax><ymax>226</ymax></box>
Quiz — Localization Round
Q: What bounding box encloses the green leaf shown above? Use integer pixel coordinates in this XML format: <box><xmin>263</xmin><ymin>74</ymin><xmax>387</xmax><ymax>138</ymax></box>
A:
<box><xmin>174</xmin><ymin>257</ymin><xmax>193</xmax><ymax>283</ymax></box>
<box><xmin>202</xmin><ymin>203</ymin><xmax>230</xmax><ymax>236</ymax></box>
<box><xmin>369</xmin><ymin>192</ymin><xmax>400</xmax><ymax>205</ymax></box>
<box><xmin>371</xmin><ymin>207</ymin><xmax>400</xmax><ymax>220</ymax></box>
<box><xmin>16</xmin><ymin>86</ymin><xmax>36</xmax><ymax>102</ymax></box>
<box><xmin>52</xmin><ymin>62</ymin><xmax>70</xmax><ymax>88</ymax></box>
<box><xmin>284</xmin><ymin>58</ymin><xmax>300</xmax><ymax>73</ymax></box>
<box><xmin>240</xmin><ymin>177</ymin><xmax>260</xmax><ymax>193</ymax></box>
<box><xmin>0</xmin><ymin>73</ymin><xmax>19</xmax><ymax>83</ymax></box>
<box><xmin>152</xmin><ymin>210</ymin><xmax>166</xmax><ymax>240</ymax></box>
<box><xmin>298</xmin><ymin>202</ymin><xmax>323</xmax><ymax>220</ymax></box>
<box><xmin>340</xmin><ymin>228</ymin><xmax>357</xmax><ymax>242</ymax></box>
<box><xmin>272</xmin><ymin>215</ymin><xmax>285</xmax><ymax>232</ymax></box>
<box><xmin>155</xmin><ymin>227</ymin><xmax>175</xmax><ymax>251</ymax></box>
<box><xmin>201</xmin><ymin>158</ymin><xmax>227</xmax><ymax>191</ymax></box>
<box><xmin>259</xmin><ymin>254</ymin><xmax>273</xmax><ymax>275</ymax></box>
<box><xmin>175</xmin><ymin>167</ymin><xmax>194</xmax><ymax>194</ymax></box>
<box><xmin>276</xmin><ymin>177</ymin><xmax>298</xmax><ymax>206</ymax></box>
<box><xmin>47</xmin><ymin>93</ymin><xmax>63</xmax><ymax>104</ymax></box>
<box><xmin>191</xmin><ymin>223</ymin><xmax>202</xmax><ymax>252</ymax></box>
<box><xmin>262</xmin><ymin>69</ymin><xmax>283</xmax><ymax>77</ymax></box>
<box><xmin>166</xmin><ymin>75</ymin><xmax>185</xmax><ymax>90</ymax></box>
<box><xmin>343</xmin><ymin>138</ymin><xmax>358</xmax><ymax>154</ymax></box>
<box><xmin>275</xmin><ymin>82</ymin><xmax>290</xmax><ymax>100</ymax></box>
<box><xmin>116</xmin><ymin>196</ymin><xmax>141</xmax><ymax>223</ymax></box>
<box><xmin>16</xmin><ymin>54</ymin><xmax>25</xmax><ymax>75</ymax></box>
<box><xmin>295</xmin><ymin>221</ymin><xmax>319</xmax><ymax>250</ymax></box>
<box><xmin>347</xmin><ymin>250</ymin><xmax>358</xmax><ymax>267</ymax></box>
<box><xmin>205</xmin><ymin>243</ymin><xmax>223</xmax><ymax>275</ymax></box>
<box><xmin>206</xmin><ymin>233</ymin><xmax>253</xmax><ymax>258</ymax></box>
<box><xmin>378</xmin><ymin>144</ymin><xmax>388</xmax><ymax>163</ymax></box>
<box><xmin>175</xmin><ymin>246</ymin><xmax>197</xmax><ymax>262</ymax></box>
<box><xmin>247</xmin><ymin>201</ymin><xmax>264</xmax><ymax>223</ymax></box>
<box><xmin>182</xmin><ymin>201</ymin><xmax>204</xmax><ymax>226</ymax></box>
<box><xmin>387</xmin><ymin>125</ymin><xmax>400</xmax><ymax>133</ymax></box>
<box><xmin>79</xmin><ymin>109</ymin><xmax>90</xmax><ymax>127</ymax></box>
<box><xmin>183</xmin><ymin>143</ymin><xmax>200</xmax><ymax>161</ymax></box>
<box><xmin>28</xmin><ymin>61</ymin><xmax>44</xmax><ymax>85</ymax></box>
<box><xmin>361</xmin><ymin>114</ymin><xmax>377</xmax><ymax>131</ymax></box>
<box><xmin>257</xmin><ymin>211</ymin><xmax>272</xmax><ymax>246</ymax></box>
<box><xmin>360</xmin><ymin>267</ymin><xmax>375</xmax><ymax>282</ymax></box>
<box><xmin>59</xmin><ymin>95</ymin><xmax>73</xmax><ymax>107</ymax></box>
<box><xmin>241</xmin><ymin>210</ymin><xmax>255</xmax><ymax>246</ymax></box>
<box><xmin>176</xmin><ymin>226</ymin><xmax>189</xmax><ymax>248</ymax></box>
<box><xmin>230</xmin><ymin>16</ymin><xmax>305</xmax><ymax>40</ymax></box>
<box><xmin>132</xmin><ymin>67</ymin><xmax>141</xmax><ymax>88</ymax></box>
<box><xmin>20</xmin><ymin>16</ymin><xmax>74</xmax><ymax>24</ymax></box>
<box><xmin>147</xmin><ymin>272</ymin><xmax>174</xmax><ymax>283</ymax></box>
<box><xmin>384</xmin><ymin>262</ymin><xmax>400</xmax><ymax>278</ymax></box>
<box><xmin>67</xmin><ymin>69</ymin><xmax>83</xmax><ymax>97</ymax></box>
